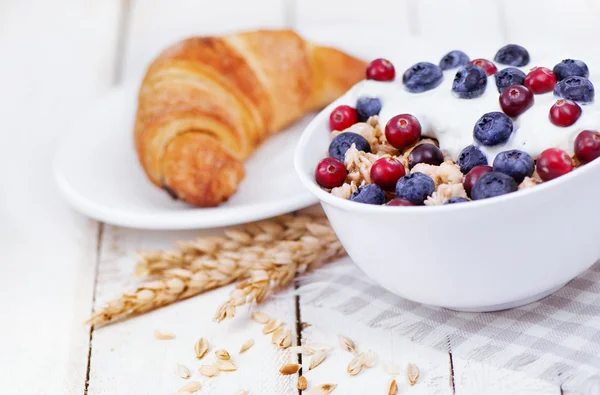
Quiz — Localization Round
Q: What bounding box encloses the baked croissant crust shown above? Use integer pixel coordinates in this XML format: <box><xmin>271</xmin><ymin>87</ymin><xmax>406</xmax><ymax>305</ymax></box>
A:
<box><xmin>134</xmin><ymin>29</ymin><xmax>366</xmax><ymax>207</ymax></box>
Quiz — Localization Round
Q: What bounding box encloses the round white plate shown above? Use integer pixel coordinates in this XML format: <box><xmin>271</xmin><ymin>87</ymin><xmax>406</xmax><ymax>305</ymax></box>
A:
<box><xmin>53</xmin><ymin>83</ymin><xmax>318</xmax><ymax>229</ymax></box>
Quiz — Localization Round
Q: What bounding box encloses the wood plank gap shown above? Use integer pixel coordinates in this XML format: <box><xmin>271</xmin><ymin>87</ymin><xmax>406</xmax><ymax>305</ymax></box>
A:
<box><xmin>449</xmin><ymin>351</ymin><xmax>456</xmax><ymax>395</ymax></box>
<box><xmin>294</xmin><ymin>283</ymin><xmax>303</xmax><ymax>394</ymax></box>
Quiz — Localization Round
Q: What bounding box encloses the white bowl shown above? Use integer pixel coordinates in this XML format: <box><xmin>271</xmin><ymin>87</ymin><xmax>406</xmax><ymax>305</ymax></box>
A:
<box><xmin>294</xmin><ymin>97</ymin><xmax>600</xmax><ymax>312</ymax></box>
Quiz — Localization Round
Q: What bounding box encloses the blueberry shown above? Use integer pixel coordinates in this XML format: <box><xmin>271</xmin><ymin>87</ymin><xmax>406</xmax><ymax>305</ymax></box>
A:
<box><xmin>473</xmin><ymin>112</ymin><xmax>513</xmax><ymax>147</ymax></box>
<box><xmin>444</xmin><ymin>197</ymin><xmax>469</xmax><ymax>204</ymax></box>
<box><xmin>452</xmin><ymin>65</ymin><xmax>488</xmax><ymax>99</ymax></box>
<box><xmin>402</xmin><ymin>62</ymin><xmax>444</xmax><ymax>93</ymax></box>
<box><xmin>494</xmin><ymin>44</ymin><xmax>530</xmax><ymax>67</ymax></box>
<box><xmin>554</xmin><ymin>76</ymin><xmax>595</xmax><ymax>103</ymax></box>
<box><xmin>395</xmin><ymin>172</ymin><xmax>436</xmax><ymax>205</ymax></box>
<box><xmin>356</xmin><ymin>96</ymin><xmax>382</xmax><ymax>122</ymax></box>
<box><xmin>553</xmin><ymin>59</ymin><xmax>589</xmax><ymax>81</ymax></box>
<box><xmin>494</xmin><ymin>67</ymin><xmax>526</xmax><ymax>93</ymax></box>
<box><xmin>328</xmin><ymin>133</ymin><xmax>371</xmax><ymax>162</ymax></box>
<box><xmin>350</xmin><ymin>184</ymin><xmax>385</xmax><ymax>205</ymax></box>
<box><xmin>457</xmin><ymin>145</ymin><xmax>488</xmax><ymax>174</ymax></box>
<box><xmin>471</xmin><ymin>172</ymin><xmax>518</xmax><ymax>200</ymax></box>
<box><xmin>439</xmin><ymin>50</ymin><xmax>470</xmax><ymax>71</ymax></box>
<box><xmin>492</xmin><ymin>149</ymin><xmax>534</xmax><ymax>183</ymax></box>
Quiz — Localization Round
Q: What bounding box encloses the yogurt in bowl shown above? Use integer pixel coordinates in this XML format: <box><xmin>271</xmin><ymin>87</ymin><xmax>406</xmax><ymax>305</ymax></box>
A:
<box><xmin>294</xmin><ymin>46</ymin><xmax>600</xmax><ymax>311</ymax></box>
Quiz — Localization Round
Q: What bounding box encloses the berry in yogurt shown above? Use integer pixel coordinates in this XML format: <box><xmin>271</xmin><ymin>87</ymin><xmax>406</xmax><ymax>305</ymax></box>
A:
<box><xmin>402</xmin><ymin>62</ymin><xmax>444</xmax><ymax>93</ymax></box>
<box><xmin>492</xmin><ymin>149</ymin><xmax>535</xmax><ymax>183</ymax></box>
<box><xmin>463</xmin><ymin>165</ymin><xmax>493</xmax><ymax>197</ymax></box>
<box><xmin>444</xmin><ymin>197</ymin><xmax>469</xmax><ymax>204</ymax></box>
<box><xmin>524</xmin><ymin>67</ymin><xmax>557</xmax><ymax>94</ymax></box>
<box><xmin>457</xmin><ymin>145</ymin><xmax>488</xmax><ymax>174</ymax></box>
<box><xmin>554</xmin><ymin>76</ymin><xmax>595</xmax><ymax>103</ymax></box>
<box><xmin>386</xmin><ymin>198</ymin><xmax>416</xmax><ymax>206</ymax></box>
<box><xmin>356</xmin><ymin>96</ymin><xmax>382</xmax><ymax>122</ymax></box>
<box><xmin>328</xmin><ymin>132</ymin><xmax>371</xmax><ymax>162</ymax></box>
<box><xmin>473</xmin><ymin>112</ymin><xmax>514</xmax><ymax>146</ymax></box>
<box><xmin>471</xmin><ymin>172</ymin><xmax>518</xmax><ymax>200</ymax></box>
<box><xmin>385</xmin><ymin>114</ymin><xmax>421</xmax><ymax>150</ymax></box>
<box><xmin>439</xmin><ymin>50</ymin><xmax>470</xmax><ymax>71</ymax></box>
<box><xmin>468</xmin><ymin>58</ymin><xmax>497</xmax><ymax>76</ymax></box>
<box><xmin>408</xmin><ymin>143</ymin><xmax>444</xmax><ymax>169</ymax></box>
<box><xmin>370</xmin><ymin>157</ymin><xmax>406</xmax><ymax>191</ymax></box>
<box><xmin>536</xmin><ymin>148</ymin><xmax>573</xmax><ymax>181</ymax></box>
<box><xmin>350</xmin><ymin>184</ymin><xmax>386</xmax><ymax>205</ymax></box>
<box><xmin>452</xmin><ymin>65</ymin><xmax>488</xmax><ymax>99</ymax></box>
<box><xmin>553</xmin><ymin>59</ymin><xmax>589</xmax><ymax>81</ymax></box>
<box><xmin>494</xmin><ymin>44</ymin><xmax>530</xmax><ymax>67</ymax></box>
<box><xmin>315</xmin><ymin>158</ymin><xmax>347</xmax><ymax>188</ymax></box>
<box><xmin>549</xmin><ymin>99</ymin><xmax>581</xmax><ymax>127</ymax></box>
<box><xmin>366</xmin><ymin>58</ymin><xmax>396</xmax><ymax>81</ymax></box>
<box><xmin>495</xmin><ymin>67</ymin><xmax>526</xmax><ymax>93</ymax></box>
<box><xmin>329</xmin><ymin>105</ymin><xmax>358</xmax><ymax>131</ymax></box>
<box><xmin>574</xmin><ymin>130</ymin><xmax>600</xmax><ymax>164</ymax></box>
<box><xmin>395</xmin><ymin>172</ymin><xmax>436</xmax><ymax>205</ymax></box>
<box><xmin>499</xmin><ymin>85</ymin><xmax>534</xmax><ymax>117</ymax></box>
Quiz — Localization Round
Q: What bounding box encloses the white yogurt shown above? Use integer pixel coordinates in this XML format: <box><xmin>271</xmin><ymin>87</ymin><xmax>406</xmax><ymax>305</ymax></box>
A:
<box><xmin>334</xmin><ymin>58</ymin><xmax>600</xmax><ymax>163</ymax></box>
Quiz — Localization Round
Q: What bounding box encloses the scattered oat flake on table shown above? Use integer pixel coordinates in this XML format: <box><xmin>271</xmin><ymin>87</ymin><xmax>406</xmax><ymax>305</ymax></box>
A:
<box><xmin>298</xmin><ymin>376</ymin><xmax>308</xmax><ymax>390</ymax></box>
<box><xmin>337</xmin><ymin>334</ymin><xmax>357</xmax><ymax>354</ymax></box>
<box><xmin>234</xmin><ymin>390</ymin><xmax>249</xmax><ymax>395</ymax></box>
<box><xmin>289</xmin><ymin>345</ymin><xmax>314</xmax><ymax>355</ymax></box>
<box><xmin>154</xmin><ymin>330</ymin><xmax>176</xmax><ymax>340</ymax></box>
<box><xmin>347</xmin><ymin>352</ymin><xmax>364</xmax><ymax>376</ymax></box>
<box><xmin>198</xmin><ymin>364</ymin><xmax>218</xmax><ymax>378</ymax></box>
<box><xmin>383</xmin><ymin>361</ymin><xmax>400</xmax><ymax>376</ymax></box>
<box><xmin>215</xmin><ymin>359</ymin><xmax>237</xmax><ymax>372</ymax></box>
<box><xmin>263</xmin><ymin>319</ymin><xmax>282</xmax><ymax>334</ymax></box>
<box><xmin>364</xmin><ymin>350</ymin><xmax>377</xmax><ymax>368</ymax></box>
<box><xmin>177</xmin><ymin>364</ymin><xmax>191</xmax><ymax>379</ymax></box>
<box><xmin>279</xmin><ymin>363</ymin><xmax>301</xmax><ymax>375</ymax></box>
<box><xmin>239</xmin><ymin>339</ymin><xmax>254</xmax><ymax>353</ymax></box>
<box><xmin>306</xmin><ymin>343</ymin><xmax>333</xmax><ymax>352</ymax></box>
<box><xmin>177</xmin><ymin>381</ymin><xmax>202</xmax><ymax>393</ymax></box>
<box><xmin>194</xmin><ymin>337</ymin><xmax>209</xmax><ymax>359</ymax></box>
<box><xmin>215</xmin><ymin>349</ymin><xmax>231</xmax><ymax>360</ymax></box>
<box><xmin>309</xmin><ymin>349</ymin><xmax>327</xmax><ymax>370</ymax></box>
<box><xmin>305</xmin><ymin>383</ymin><xmax>337</xmax><ymax>395</ymax></box>
<box><xmin>272</xmin><ymin>327</ymin><xmax>292</xmax><ymax>348</ymax></box>
<box><xmin>387</xmin><ymin>379</ymin><xmax>398</xmax><ymax>395</ymax></box>
<box><xmin>407</xmin><ymin>362</ymin><xmax>420</xmax><ymax>385</ymax></box>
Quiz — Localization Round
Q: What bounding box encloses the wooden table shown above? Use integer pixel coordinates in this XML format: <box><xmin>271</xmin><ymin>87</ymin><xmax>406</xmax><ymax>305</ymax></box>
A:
<box><xmin>4</xmin><ymin>0</ymin><xmax>598</xmax><ymax>393</ymax></box>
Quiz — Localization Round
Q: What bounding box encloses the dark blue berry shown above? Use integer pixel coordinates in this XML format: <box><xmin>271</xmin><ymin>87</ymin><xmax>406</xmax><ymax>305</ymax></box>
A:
<box><xmin>494</xmin><ymin>44</ymin><xmax>530</xmax><ymax>67</ymax></box>
<box><xmin>492</xmin><ymin>149</ymin><xmax>534</xmax><ymax>183</ymax></box>
<box><xmin>473</xmin><ymin>112</ymin><xmax>514</xmax><ymax>147</ymax></box>
<box><xmin>495</xmin><ymin>67</ymin><xmax>526</xmax><ymax>93</ymax></box>
<box><xmin>554</xmin><ymin>76</ymin><xmax>595</xmax><ymax>104</ymax></box>
<box><xmin>328</xmin><ymin>133</ymin><xmax>371</xmax><ymax>162</ymax></box>
<box><xmin>395</xmin><ymin>172</ymin><xmax>436</xmax><ymax>205</ymax></box>
<box><xmin>439</xmin><ymin>50</ymin><xmax>469</xmax><ymax>71</ymax></box>
<box><xmin>408</xmin><ymin>143</ymin><xmax>444</xmax><ymax>169</ymax></box>
<box><xmin>452</xmin><ymin>65</ymin><xmax>487</xmax><ymax>99</ymax></box>
<box><xmin>471</xmin><ymin>172</ymin><xmax>518</xmax><ymax>200</ymax></box>
<box><xmin>402</xmin><ymin>62</ymin><xmax>444</xmax><ymax>93</ymax></box>
<box><xmin>457</xmin><ymin>145</ymin><xmax>488</xmax><ymax>174</ymax></box>
<box><xmin>444</xmin><ymin>197</ymin><xmax>469</xmax><ymax>204</ymax></box>
<box><xmin>356</xmin><ymin>96</ymin><xmax>382</xmax><ymax>122</ymax></box>
<box><xmin>350</xmin><ymin>184</ymin><xmax>385</xmax><ymax>205</ymax></box>
<box><xmin>553</xmin><ymin>59</ymin><xmax>589</xmax><ymax>81</ymax></box>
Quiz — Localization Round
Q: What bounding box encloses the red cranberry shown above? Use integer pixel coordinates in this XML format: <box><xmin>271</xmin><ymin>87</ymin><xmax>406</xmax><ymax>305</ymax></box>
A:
<box><xmin>463</xmin><ymin>165</ymin><xmax>493</xmax><ymax>196</ymax></box>
<box><xmin>524</xmin><ymin>67</ymin><xmax>557</xmax><ymax>94</ymax></box>
<box><xmin>329</xmin><ymin>105</ymin><xmax>358</xmax><ymax>131</ymax></box>
<box><xmin>386</xmin><ymin>198</ymin><xmax>415</xmax><ymax>206</ymax></box>
<box><xmin>370</xmin><ymin>157</ymin><xmax>406</xmax><ymax>191</ymax></box>
<box><xmin>315</xmin><ymin>158</ymin><xmax>347</xmax><ymax>188</ymax></box>
<box><xmin>575</xmin><ymin>130</ymin><xmax>600</xmax><ymax>164</ymax></box>
<box><xmin>499</xmin><ymin>85</ymin><xmax>534</xmax><ymax>117</ymax></box>
<box><xmin>549</xmin><ymin>100</ymin><xmax>581</xmax><ymax>127</ymax></box>
<box><xmin>536</xmin><ymin>148</ymin><xmax>573</xmax><ymax>181</ymax></box>
<box><xmin>385</xmin><ymin>114</ymin><xmax>421</xmax><ymax>150</ymax></box>
<box><xmin>468</xmin><ymin>59</ymin><xmax>498</xmax><ymax>76</ymax></box>
<box><xmin>366</xmin><ymin>58</ymin><xmax>396</xmax><ymax>81</ymax></box>
<box><xmin>408</xmin><ymin>143</ymin><xmax>444</xmax><ymax>169</ymax></box>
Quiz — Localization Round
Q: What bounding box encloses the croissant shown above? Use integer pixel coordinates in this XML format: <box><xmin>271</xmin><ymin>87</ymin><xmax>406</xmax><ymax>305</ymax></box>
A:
<box><xmin>134</xmin><ymin>29</ymin><xmax>366</xmax><ymax>207</ymax></box>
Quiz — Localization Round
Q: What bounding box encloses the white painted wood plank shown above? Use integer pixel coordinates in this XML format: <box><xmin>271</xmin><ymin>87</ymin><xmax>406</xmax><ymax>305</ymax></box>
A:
<box><xmin>0</xmin><ymin>1</ymin><xmax>121</xmax><ymax>394</ymax></box>
<box><xmin>122</xmin><ymin>0</ymin><xmax>288</xmax><ymax>82</ymax></box>
<box><xmin>299</xmin><ymin>305</ymin><xmax>453</xmax><ymax>394</ymax></box>
<box><xmin>88</xmin><ymin>226</ymin><xmax>299</xmax><ymax>395</ymax></box>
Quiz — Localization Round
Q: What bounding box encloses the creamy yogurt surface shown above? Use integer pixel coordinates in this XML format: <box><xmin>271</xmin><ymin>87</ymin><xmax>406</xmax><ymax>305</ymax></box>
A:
<box><xmin>334</xmin><ymin>57</ymin><xmax>600</xmax><ymax>163</ymax></box>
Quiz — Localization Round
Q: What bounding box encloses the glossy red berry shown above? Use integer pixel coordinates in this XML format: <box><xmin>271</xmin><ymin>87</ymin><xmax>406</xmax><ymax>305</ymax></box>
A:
<box><xmin>499</xmin><ymin>85</ymin><xmax>534</xmax><ymax>117</ymax></box>
<box><xmin>549</xmin><ymin>100</ymin><xmax>581</xmax><ymax>127</ymax></box>
<box><xmin>315</xmin><ymin>158</ymin><xmax>347</xmax><ymax>188</ymax></box>
<box><xmin>468</xmin><ymin>58</ymin><xmax>497</xmax><ymax>76</ymax></box>
<box><xmin>536</xmin><ymin>148</ymin><xmax>573</xmax><ymax>181</ymax></box>
<box><xmin>574</xmin><ymin>130</ymin><xmax>600</xmax><ymax>164</ymax></box>
<box><xmin>366</xmin><ymin>58</ymin><xmax>396</xmax><ymax>81</ymax></box>
<box><xmin>370</xmin><ymin>157</ymin><xmax>406</xmax><ymax>191</ymax></box>
<box><xmin>385</xmin><ymin>114</ymin><xmax>422</xmax><ymax>150</ymax></box>
<box><xmin>329</xmin><ymin>105</ymin><xmax>358</xmax><ymax>131</ymax></box>
<box><xmin>463</xmin><ymin>165</ymin><xmax>493</xmax><ymax>196</ymax></box>
<box><xmin>524</xmin><ymin>67</ymin><xmax>557</xmax><ymax>94</ymax></box>
<box><xmin>386</xmin><ymin>198</ymin><xmax>415</xmax><ymax>206</ymax></box>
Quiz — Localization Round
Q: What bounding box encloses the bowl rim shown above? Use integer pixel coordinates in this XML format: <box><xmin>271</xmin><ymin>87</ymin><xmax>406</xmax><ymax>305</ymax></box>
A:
<box><xmin>294</xmin><ymin>90</ymin><xmax>600</xmax><ymax>214</ymax></box>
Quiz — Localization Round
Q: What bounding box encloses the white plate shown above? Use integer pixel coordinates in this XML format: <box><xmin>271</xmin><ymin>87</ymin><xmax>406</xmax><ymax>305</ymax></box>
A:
<box><xmin>53</xmin><ymin>83</ymin><xmax>317</xmax><ymax>229</ymax></box>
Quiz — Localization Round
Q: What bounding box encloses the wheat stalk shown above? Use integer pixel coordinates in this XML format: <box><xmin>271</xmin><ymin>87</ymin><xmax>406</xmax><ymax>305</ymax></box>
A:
<box><xmin>88</xmin><ymin>212</ymin><xmax>345</xmax><ymax>326</ymax></box>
